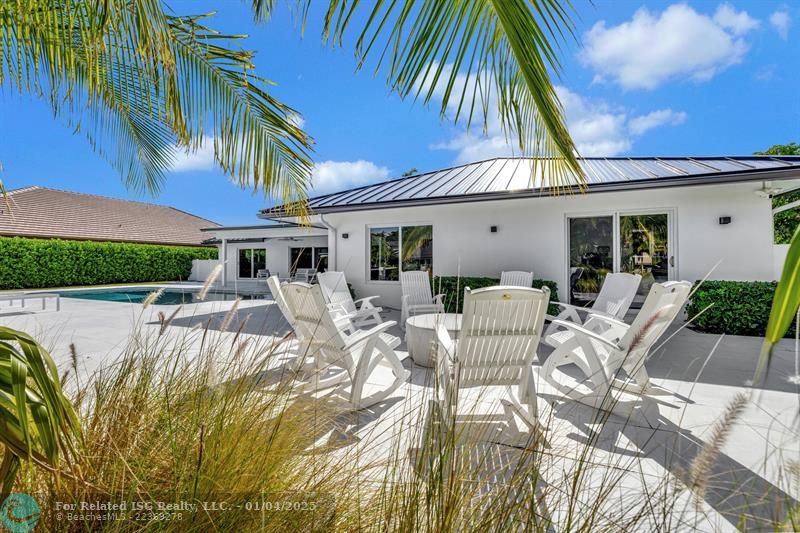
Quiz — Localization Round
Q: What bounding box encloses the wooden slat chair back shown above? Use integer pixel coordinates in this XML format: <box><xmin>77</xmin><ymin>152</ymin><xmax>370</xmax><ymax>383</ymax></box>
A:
<box><xmin>499</xmin><ymin>271</ymin><xmax>534</xmax><ymax>288</ymax></box>
<box><xmin>457</xmin><ymin>286</ymin><xmax>550</xmax><ymax>388</ymax></box>
<box><xmin>401</xmin><ymin>271</ymin><xmax>435</xmax><ymax>306</ymax></box>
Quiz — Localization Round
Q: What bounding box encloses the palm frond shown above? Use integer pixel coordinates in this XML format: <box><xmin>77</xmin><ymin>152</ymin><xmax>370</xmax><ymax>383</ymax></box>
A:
<box><xmin>257</xmin><ymin>0</ymin><xmax>582</xmax><ymax>189</ymax></box>
<box><xmin>0</xmin><ymin>327</ymin><xmax>81</xmax><ymax>497</ymax></box>
<box><xmin>0</xmin><ymin>1</ymin><xmax>313</xmax><ymax>210</ymax></box>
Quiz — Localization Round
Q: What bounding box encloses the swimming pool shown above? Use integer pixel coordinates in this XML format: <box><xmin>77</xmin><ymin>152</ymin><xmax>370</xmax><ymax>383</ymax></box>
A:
<box><xmin>61</xmin><ymin>288</ymin><xmax>266</xmax><ymax>305</ymax></box>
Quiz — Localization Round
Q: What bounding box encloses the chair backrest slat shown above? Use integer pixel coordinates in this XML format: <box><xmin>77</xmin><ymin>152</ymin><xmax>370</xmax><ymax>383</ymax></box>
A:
<box><xmin>592</xmin><ymin>272</ymin><xmax>642</xmax><ymax>319</ymax></box>
<box><xmin>317</xmin><ymin>271</ymin><xmax>356</xmax><ymax>314</ymax></box>
<box><xmin>401</xmin><ymin>271</ymin><xmax>434</xmax><ymax>306</ymax></box>
<box><xmin>618</xmin><ymin>281</ymin><xmax>692</xmax><ymax>360</ymax></box>
<box><xmin>267</xmin><ymin>276</ymin><xmax>294</xmax><ymax>326</ymax></box>
<box><xmin>456</xmin><ymin>286</ymin><xmax>549</xmax><ymax>387</ymax></box>
<box><xmin>282</xmin><ymin>282</ymin><xmax>347</xmax><ymax>360</ymax></box>
<box><xmin>499</xmin><ymin>271</ymin><xmax>534</xmax><ymax>288</ymax></box>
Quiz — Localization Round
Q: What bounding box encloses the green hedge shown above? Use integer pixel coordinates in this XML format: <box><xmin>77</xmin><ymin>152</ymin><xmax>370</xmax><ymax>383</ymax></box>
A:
<box><xmin>772</xmin><ymin>189</ymin><xmax>800</xmax><ymax>244</ymax></box>
<box><xmin>432</xmin><ymin>276</ymin><xmax>559</xmax><ymax>315</ymax></box>
<box><xmin>686</xmin><ymin>280</ymin><xmax>792</xmax><ymax>337</ymax></box>
<box><xmin>0</xmin><ymin>237</ymin><xmax>217</xmax><ymax>290</ymax></box>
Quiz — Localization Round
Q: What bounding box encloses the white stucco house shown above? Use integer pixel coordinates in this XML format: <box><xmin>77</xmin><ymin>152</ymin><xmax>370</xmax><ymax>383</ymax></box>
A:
<box><xmin>203</xmin><ymin>156</ymin><xmax>800</xmax><ymax>307</ymax></box>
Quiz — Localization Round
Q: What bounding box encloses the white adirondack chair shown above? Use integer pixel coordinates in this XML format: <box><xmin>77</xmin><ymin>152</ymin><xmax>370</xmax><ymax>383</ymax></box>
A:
<box><xmin>318</xmin><ymin>271</ymin><xmax>383</xmax><ymax>329</ymax></box>
<box><xmin>268</xmin><ymin>275</ymin><xmax>399</xmax><ymax>360</ymax></box>
<box><xmin>434</xmin><ymin>285</ymin><xmax>550</xmax><ymax>433</ymax></box>
<box><xmin>540</xmin><ymin>281</ymin><xmax>692</xmax><ymax>413</ymax></box>
<box><xmin>400</xmin><ymin>271</ymin><xmax>445</xmax><ymax>329</ymax></box>
<box><xmin>267</xmin><ymin>275</ymin><xmax>295</xmax><ymax>327</ymax></box>
<box><xmin>281</xmin><ymin>282</ymin><xmax>410</xmax><ymax>410</ymax></box>
<box><xmin>499</xmin><ymin>270</ymin><xmax>534</xmax><ymax>287</ymax></box>
<box><xmin>544</xmin><ymin>272</ymin><xmax>641</xmax><ymax>347</ymax></box>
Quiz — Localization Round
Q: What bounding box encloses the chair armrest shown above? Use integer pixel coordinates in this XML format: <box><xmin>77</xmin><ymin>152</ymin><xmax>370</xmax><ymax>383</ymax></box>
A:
<box><xmin>555</xmin><ymin>302</ymin><xmax>591</xmax><ymax>315</ymax></box>
<box><xmin>342</xmin><ymin>321</ymin><xmax>397</xmax><ymax>351</ymax></box>
<box><xmin>326</xmin><ymin>302</ymin><xmax>351</xmax><ymax>317</ymax></box>
<box><xmin>549</xmin><ymin>319</ymin><xmax>621</xmax><ymax>351</ymax></box>
<box><xmin>433</xmin><ymin>294</ymin><xmax>445</xmax><ymax>305</ymax></box>
<box><xmin>586</xmin><ymin>313</ymin><xmax>628</xmax><ymax>329</ymax></box>
<box><xmin>408</xmin><ymin>303</ymin><xmax>444</xmax><ymax>314</ymax></box>
<box><xmin>434</xmin><ymin>323</ymin><xmax>456</xmax><ymax>402</ymax></box>
<box><xmin>354</xmin><ymin>295</ymin><xmax>381</xmax><ymax>307</ymax></box>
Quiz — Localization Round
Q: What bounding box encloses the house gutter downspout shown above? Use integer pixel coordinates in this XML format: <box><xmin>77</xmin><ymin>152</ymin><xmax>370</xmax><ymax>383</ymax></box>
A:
<box><xmin>319</xmin><ymin>214</ymin><xmax>338</xmax><ymax>271</ymax></box>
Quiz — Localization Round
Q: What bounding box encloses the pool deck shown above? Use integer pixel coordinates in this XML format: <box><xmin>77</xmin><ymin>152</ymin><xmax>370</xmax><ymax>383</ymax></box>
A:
<box><xmin>1</xmin><ymin>284</ymin><xmax>798</xmax><ymax>530</ymax></box>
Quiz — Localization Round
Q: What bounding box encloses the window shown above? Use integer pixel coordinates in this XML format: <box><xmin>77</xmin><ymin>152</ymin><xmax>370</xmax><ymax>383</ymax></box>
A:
<box><xmin>289</xmin><ymin>247</ymin><xmax>328</xmax><ymax>274</ymax></box>
<box><xmin>369</xmin><ymin>225</ymin><xmax>432</xmax><ymax>281</ymax></box>
<box><xmin>238</xmin><ymin>248</ymin><xmax>266</xmax><ymax>279</ymax></box>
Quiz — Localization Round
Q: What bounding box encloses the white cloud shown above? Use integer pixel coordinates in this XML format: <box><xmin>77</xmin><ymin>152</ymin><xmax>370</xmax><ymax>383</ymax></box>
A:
<box><xmin>770</xmin><ymin>9</ymin><xmax>791</xmax><ymax>40</ymax></box>
<box><xmin>713</xmin><ymin>3</ymin><xmax>760</xmax><ymax>35</ymax></box>
<box><xmin>311</xmin><ymin>160</ymin><xmax>390</xmax><ymax>193</ymax></box>
<box><xmin>170</xmin><ymin>142</ymin><xmax>216</xmax><ymax>172</ymax></box>
<box><xmin>581</xmin><ymin>4</ymin><xmax>757</xmax><ymax>90</ymax></box>
<box><xmin>628</xmin><ymin>109</ymin><xmax>688</xmax><ymax>135</ymax></box>
<box><xmin>432</xmin><ymin>83</ymin><xmax>687</xmax><ymax>160</ymax></box>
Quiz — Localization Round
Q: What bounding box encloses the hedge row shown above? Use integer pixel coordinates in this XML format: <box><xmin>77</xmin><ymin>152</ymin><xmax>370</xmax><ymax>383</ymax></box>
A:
<box><xmin>685</xmin><ymin>280</ymin><xmax>792</xmax><ymax>337</ymax></box>
<box><xmin>432</xmin><ymin>276</ymin><xmax>560</xmax><ymax>315</ymax></box>
<box><xmin>0</xmin><ymin>237</ymin><xmax>217</xmax><ymax>290</ymax></box>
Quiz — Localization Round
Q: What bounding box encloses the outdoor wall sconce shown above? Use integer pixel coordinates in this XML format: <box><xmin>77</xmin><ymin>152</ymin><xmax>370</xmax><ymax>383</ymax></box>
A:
<box><xmin>719</xmin><ymin>216</ymin><xmax>731</xmax><ymax>225</ymax></box>
<box><xmin>342</xmin><ymin>233</ymin><xmax>350</xmax><ymax>239</ymax></box>
<box><xmin>490</xmin><ymin>225</ymin><xmax>498</xmax><ymax>233</ymax></box>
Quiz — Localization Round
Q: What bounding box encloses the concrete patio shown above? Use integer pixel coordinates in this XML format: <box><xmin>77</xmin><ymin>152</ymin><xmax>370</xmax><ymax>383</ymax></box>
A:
<box><xmin>0</xmin><ymin>286</ymin><xmax>797</xmax><ymax>531</ymax></box>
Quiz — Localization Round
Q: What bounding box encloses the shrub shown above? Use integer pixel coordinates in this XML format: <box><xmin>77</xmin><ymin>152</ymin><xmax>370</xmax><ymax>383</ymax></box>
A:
<box><xmin>432</xmin><ymin>275</ymin><xmax>559</xmax><ymax>315</ymax></box>
<box><xmin>772</xmin><ymin>189</ymin><xmax>800</xmax><ymax>244</ymax></box>
<box><xmin>0</xmin><ymin>237</ymin><xmax>217</xmax><ymax>290</ymax></box>
<box><xmin>686</xmin><ymin>280</ymin><xmax>794</xmax><ymax>337</ymax></box>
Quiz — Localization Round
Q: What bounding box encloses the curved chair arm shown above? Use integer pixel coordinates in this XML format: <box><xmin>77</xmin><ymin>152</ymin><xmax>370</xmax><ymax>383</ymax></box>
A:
<box><xmin>354</xmin><ymin>295</ymin><xmax>381</xmax><ymax>309</ymax></box>
<box><xmin>585</xmin><ymin>312</ymin><xmax>628</xmax><ymax>329</ymax></box>
<box><xmin>408</xmin><ymin>303</ymin><xmax>445</xmax><ymax>315</ymax></box>
<box><xmin>554</xmin><ymin>301</ymin><xmax>592</xmax><ymax>314</ymax></box>
<box><xmin>343</xmin><ymin>321</ymin><xmax>396</xmax><ymax>351</ymax></box>
<box><xmin>434</xmin><ymin>323</ymin><xmax>456</xmax><ymax>413</ymax></box>
<box><xmin>548</xmin><ymin>319</ymin><xmax>621</xmax><ymax>351</ymax></box>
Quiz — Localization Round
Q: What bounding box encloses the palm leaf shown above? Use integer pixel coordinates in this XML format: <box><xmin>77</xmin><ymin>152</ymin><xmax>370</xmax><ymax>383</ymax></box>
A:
<box><xmin>1</xmin><ymin>1</ymin><xmax>312</xmax><ymax>211</ymax></box>
<box><xmin>256</xmin><ymin>0</ymin><xmax>583</xmax><ymax>189</ymax></box>
<box><xmin>759</xmin><ymin>225</ymin><xmax>800</xmax><ymax>379</ymax></box>
<box><xmin>0</xmin><ymin>327</ymin><xmax>81</xmax><ymax>497</ymax></box>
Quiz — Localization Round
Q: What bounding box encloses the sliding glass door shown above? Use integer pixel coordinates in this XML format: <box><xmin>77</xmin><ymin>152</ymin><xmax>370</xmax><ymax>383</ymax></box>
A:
<box><xmin>568</xmin><ymin>211</ymin><xmax>674</xmax><ymax>306</ymax></box>
<box><xmin>238</xmin><ymin>248</ymin><xmax>266</xmax><ymax>279</ymax></box>
<box><xmin>619</xmin><ymin>213</ymin><xmax>670</xmax><ymax>302</ymax></box>
<box><xmin>568</xmin><ymin>216</ymin><xmax>614</xmax><ymax>306</ymax></box>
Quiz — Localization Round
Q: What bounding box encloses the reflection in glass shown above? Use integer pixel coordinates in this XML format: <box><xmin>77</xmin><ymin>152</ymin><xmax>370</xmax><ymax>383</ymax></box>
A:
<box><xmin>252</xmin><ymin>249</ymin><xmax>266</xmax><ymax>274</ymax></box>
<box><xmin>569</xmin><ymin>216</ymin><xmax>613</xmax><ymax>305</ymax></box>
<box><xmin>238</xmin><ymin>249</ymin><xmax>253</xmax><ymax>279</ymax></box>
<box><xmin>370</xmin><ymin>228</ymin><xmax>399</xmax><ymax>280</ymax></box>
<box><xmin>290</xmin><ymin>247</ymin><xmax>313</xmax><ymax>274</ymax></box>
<box><xmin>620</xmin><ymin>214</ymin><xmax>669</xmax><ymax>301</ymax></box>
<box><xmin>315</xmin><ymin>247</ymin><xmax>329</xmax><ymax>272</ymax></box>
<box><xmin>401</xmin><ymin>225</ymin><xmax>433</xmax><ymax>273</ymax></box>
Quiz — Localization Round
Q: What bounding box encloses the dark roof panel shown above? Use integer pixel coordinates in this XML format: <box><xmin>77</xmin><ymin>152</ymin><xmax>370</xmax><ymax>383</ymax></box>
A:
<box><xmin>264</xmin><ymin>156</ymin><xmax>800</xmax><ymax>216</ymax></box>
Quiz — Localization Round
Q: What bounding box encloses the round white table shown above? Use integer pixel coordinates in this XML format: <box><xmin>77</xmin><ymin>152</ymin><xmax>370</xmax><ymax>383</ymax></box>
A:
<box><xmin>405</xmin><ymin>313</ymin><xmax>462</xmax><ymax>367</ymax></box>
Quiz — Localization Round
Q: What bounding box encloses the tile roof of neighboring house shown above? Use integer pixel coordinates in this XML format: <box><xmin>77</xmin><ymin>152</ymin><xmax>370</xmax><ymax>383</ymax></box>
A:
<box><xmin>0</xmin><ymin>186</ymin><xmax>219</xmax><ymax>246</ymax></box>
<box><xmin>261</xmin><ymin>156</ymin><xmax>800</xmax><ymax>216</ymax></box>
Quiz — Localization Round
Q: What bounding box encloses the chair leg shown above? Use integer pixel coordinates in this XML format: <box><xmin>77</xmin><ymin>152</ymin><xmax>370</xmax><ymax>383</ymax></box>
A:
<box><xmin>540</xmin><ymin>339</ymin><xmax>612</xmax><ymax>406</ymax></box>
<box><xmin>348</xmin><ymin>338</ymin><xmax>410</xmax><ymax>410</ymax></box>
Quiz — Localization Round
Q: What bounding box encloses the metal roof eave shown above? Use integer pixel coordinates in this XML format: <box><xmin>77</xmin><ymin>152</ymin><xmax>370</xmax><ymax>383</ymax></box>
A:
<box><xmin>261</xmin><ymin>165</ymin><xmax>800</xmax><ymax>217</ymax></box>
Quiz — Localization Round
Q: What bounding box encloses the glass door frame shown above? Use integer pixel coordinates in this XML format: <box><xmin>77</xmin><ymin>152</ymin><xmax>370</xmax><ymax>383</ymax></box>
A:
<box><xmin>564</xmin><ymin>207</ymin><xmax>677</xmax><ymax>301</ymax></box>
<box><xmin>237</xmin><ymin>247</ymin><xmax>267</xmax><ymax>280</ymax></box>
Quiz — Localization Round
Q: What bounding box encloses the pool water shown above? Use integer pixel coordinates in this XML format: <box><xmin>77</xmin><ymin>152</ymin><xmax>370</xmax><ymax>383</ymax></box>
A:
<box><xmin>61</xmin><ymin>288</ymin><xmax>266</xmax><ymax>305</ymax></box>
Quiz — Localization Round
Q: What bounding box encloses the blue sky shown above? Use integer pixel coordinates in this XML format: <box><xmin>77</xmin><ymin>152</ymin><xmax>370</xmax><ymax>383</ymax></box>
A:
<box><xmin>0</xmin><ymin>1</ymin><xmax>797</xmax><ymax>225</ymax></box>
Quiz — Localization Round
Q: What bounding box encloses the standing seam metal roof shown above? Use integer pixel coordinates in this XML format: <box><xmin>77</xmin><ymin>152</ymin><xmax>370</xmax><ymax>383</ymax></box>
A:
<box><xmin>261</xmin><ymin>156</ymin><xmax>800</xmax><ymax>216</ymax></box>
